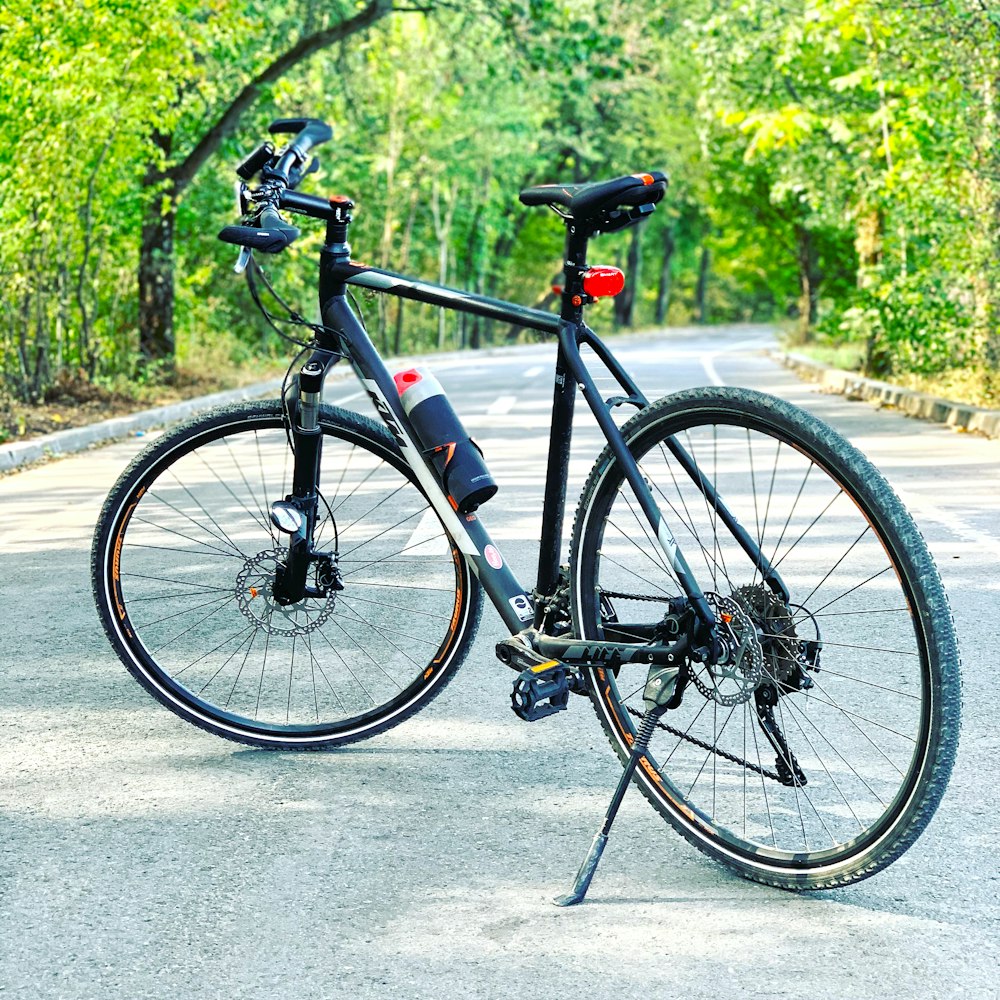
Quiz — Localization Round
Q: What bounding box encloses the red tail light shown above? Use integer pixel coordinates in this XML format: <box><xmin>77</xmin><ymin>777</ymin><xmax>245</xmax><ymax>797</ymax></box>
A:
<box><xmin>582</xmin><ymin>266</ymin><xmax>625</xmax><ymax>298</ymax></box>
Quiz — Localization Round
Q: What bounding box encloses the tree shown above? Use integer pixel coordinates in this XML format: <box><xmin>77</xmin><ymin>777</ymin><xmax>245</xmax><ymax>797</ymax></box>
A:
<box><xmin>137</xmin><ymin>0</ymin><xmax>399</xmax><ymax>367</ymax></box>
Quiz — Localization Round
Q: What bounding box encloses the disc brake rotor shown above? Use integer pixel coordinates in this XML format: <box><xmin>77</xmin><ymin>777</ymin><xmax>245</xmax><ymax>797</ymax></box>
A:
<box><xmin>235</xmin><ymin>547</ymin><xmax>335</xmax><ymax>637</ymax></box>
<box><xmin>689</xmin><ymin>592</ymin><xmax>763</xmax><ymax>706</ymax></box>
<box><xmin>730</xmin><ymin>583</ymin><xmax>800</xmax><ymax>688</ymax></box>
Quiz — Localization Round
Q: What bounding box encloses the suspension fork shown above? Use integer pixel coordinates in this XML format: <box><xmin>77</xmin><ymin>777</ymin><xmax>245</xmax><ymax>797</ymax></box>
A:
<box><xmin>271</xmin><ymin>350</ymin><xmax>340</xmax><ymax>605</ymax></box>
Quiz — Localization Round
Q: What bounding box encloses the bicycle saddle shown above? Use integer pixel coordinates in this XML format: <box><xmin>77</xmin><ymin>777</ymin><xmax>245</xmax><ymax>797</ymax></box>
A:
<box><xmin>519</xmin><ymin>171</ymin><xmax>667</xmax><ymax>219</ymax></box>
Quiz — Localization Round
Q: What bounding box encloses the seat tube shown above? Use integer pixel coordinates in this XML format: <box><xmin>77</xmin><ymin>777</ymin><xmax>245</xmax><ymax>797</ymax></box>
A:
<box><xmin>534</xmin><ymin>335</ymin><xmax>577</xmax><ymax>612</ymax></box>
<box><xmin>533</xmin><ymin>223</ymin><xmax>591</xmax><ymax>618</ymax></box>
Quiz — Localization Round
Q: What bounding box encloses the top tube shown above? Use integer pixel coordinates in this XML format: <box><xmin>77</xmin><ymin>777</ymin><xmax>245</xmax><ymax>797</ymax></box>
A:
<box><xmin>324</xmin><ymin>260</ymin><xmax>562</xmax><ymax>336</ymax></box>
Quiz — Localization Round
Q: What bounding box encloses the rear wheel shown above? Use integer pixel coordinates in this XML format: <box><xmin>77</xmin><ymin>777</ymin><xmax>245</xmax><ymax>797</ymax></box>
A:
<box><xmin>570</xmin><ymin>387</ymin><xmax>960</xmax><ymax>889</ymax></box>
<box><xmin>92</xmin><ymin>400</ymin><xmax>481</xmax><ymax>748</ymax></box>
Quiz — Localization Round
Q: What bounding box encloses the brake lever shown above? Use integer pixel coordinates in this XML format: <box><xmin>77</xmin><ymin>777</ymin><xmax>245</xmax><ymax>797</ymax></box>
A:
<box><xmin>234</xmin><ymin>246</ymin><xmax>252</xmax><ymax>275</ymax></box>
<box><xmin>286</xmin><ymin>157</ymin><xmax>320</xmax><ymax>188</ymax></box>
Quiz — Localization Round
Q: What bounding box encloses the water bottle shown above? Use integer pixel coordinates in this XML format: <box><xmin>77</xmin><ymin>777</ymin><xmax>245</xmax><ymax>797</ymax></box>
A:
<box><xmin>393</xmin><ymin>367</ymin><xmax>498</xmax><ymax>513</ymax></box>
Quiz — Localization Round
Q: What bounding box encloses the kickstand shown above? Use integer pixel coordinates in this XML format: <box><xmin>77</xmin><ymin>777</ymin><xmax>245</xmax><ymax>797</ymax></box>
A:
<box><xmin>554</xmin><ymin>663</ymin><xmax>679</xmax><ymax>907</ymax></box>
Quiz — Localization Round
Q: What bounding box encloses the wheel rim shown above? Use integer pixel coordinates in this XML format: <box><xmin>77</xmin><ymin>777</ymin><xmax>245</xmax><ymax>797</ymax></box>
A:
<box><xmin>577</xmin><ymin>402</ymin><xmax>936</xmax><ymax>871</ymax></box>
<box><xmin>103</xmin><ymin>413</ymin><xmax>469</xmax><ymax>741</ymax></box>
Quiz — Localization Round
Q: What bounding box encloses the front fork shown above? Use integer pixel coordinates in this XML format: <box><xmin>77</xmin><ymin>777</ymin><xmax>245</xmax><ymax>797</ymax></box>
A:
<box><xmin>271</xmin><ymin>357</ymin><xmax>335</xmax><ymax>605</ymax></box>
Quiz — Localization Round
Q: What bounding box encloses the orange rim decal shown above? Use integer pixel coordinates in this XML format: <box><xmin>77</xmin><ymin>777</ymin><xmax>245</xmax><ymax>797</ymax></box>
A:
<box><xmin>111</xmin><ymin>497</ymin><xmax>143</xmax><ymax>620</ymax></box>
<box><xmin>431</xmin><ymin>552</ymin><xmax>464</xmax><ymax>665</ymax></box>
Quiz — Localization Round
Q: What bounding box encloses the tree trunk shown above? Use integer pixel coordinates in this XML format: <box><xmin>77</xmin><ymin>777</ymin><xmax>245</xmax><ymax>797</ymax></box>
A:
<box><xmin>138</xmin><ymin>133</ymin><xmax>177</xmax><ymax>367</ymax></box>
<box><xmin>138</xmin><ymin>199</ymin><xmax>176</xmax><ymax>367</ymax></box>
<box><xmin>654</xmin><ymin>226</ymin><xmax>675</xmax><ymax>326</ymax></box>
<box><xmin>393</xmin><ymin>190</ymin><xmax>420</xmax><ymax>355</ymax></box>
<box><xmin>613</xmin><ymin>223</ymin><xmax>643</xmax><ymax>328</ymax></box>
<box><xmin>794</xmin><ymin>224</ymin><xmax>822</xmax><ymax>343</ymax></box>
<box><xmin>393</xmin><ymin>299</ymin><xmax>405</xmax><ymax>357</ymax></box>
<box><xmin>430</xmin><ymin>178</ymin><xmax>456</xmax><ymax>350</ymax></box>
<box><xmin>695</xmin><ymin>246</ymin><xmax>710</xmax><ymax>324</ymax></box>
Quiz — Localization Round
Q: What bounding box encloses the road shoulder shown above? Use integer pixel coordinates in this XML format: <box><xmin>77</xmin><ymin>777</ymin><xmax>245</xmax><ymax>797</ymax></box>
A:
<box><xmin>775</xmin><ymin>350</ymin><xmax>1000</xmax><ymax>439</ymax></box>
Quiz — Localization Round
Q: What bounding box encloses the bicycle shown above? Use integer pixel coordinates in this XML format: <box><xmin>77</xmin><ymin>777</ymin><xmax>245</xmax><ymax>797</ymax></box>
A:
<box><xmin>92</xmin><ymin>118</ymin><xmax>961</xmax><ymax>902</ymax></box>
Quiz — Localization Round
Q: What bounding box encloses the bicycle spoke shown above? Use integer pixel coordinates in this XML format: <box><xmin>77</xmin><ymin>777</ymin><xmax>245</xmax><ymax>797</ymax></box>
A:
<box><xmin>131</xmin><ymin>515</ymin><xmax>243</xmax><ymax>559</ymax></box>
<box><xmin>337</xmin><ymin>597</ymin><xmax>426</xmax><ymax>667</ymax></box>
<box><xmin>339</xmin><ymin>592</ymin><xmax>453</xmax><ymax>621</ymax></box>
<box><xmin>132</xmin><ymin>592</ymin><xmax>233</xmax><ymax>630</ymax></box>
<box><xmin>162</xmin><ymin>470</ymin><xmax>251</xmax><ymax>559</ymax></box>
<box><xmin>194</xmin><ymin>447</ymin><xmax>273</xmax><ymax>539</ymax></box>
<box><xmin>795</xmin><ymin>566</ymin><xmax>896</xmax><ymax>621</ymax></box>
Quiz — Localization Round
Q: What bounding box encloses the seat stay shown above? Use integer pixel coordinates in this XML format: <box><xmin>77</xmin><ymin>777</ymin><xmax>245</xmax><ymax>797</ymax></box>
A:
<box><xmin>579</xmin><ymin>324</ymin><xmax>788</xmax><ymax>602</ymax></box>
<box><xmin>556</xmin><ymin>320</ymin><xmax>717</xmax><ymax>629</ymax></box>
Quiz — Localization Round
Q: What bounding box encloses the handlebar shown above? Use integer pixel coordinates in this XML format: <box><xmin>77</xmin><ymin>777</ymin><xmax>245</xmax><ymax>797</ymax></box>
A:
<box><xmin>269</xmin><ymin>119</ymin><xmax>333</xmax><ymax>166</ymax></box>
<box><xmin>218</xmin><ymin>117</ymin><xmax>334</xmax><ymax>253</ymax></box>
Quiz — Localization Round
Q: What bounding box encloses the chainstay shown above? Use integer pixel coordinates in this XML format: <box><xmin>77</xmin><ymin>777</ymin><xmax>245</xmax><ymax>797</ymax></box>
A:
<box><xmin>624</xmin><ymin>704</ymin><xmax>782</xmax><ymax>783</ymax></box>
<box><xmin>605</xmin><ymin>589</ymin><xmax>782</xmax><ymax>781</ymax></box>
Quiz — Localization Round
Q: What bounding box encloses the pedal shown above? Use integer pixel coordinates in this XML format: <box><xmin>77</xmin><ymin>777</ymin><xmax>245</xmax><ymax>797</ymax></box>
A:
<box><xmin>510</xmin><ymin>661</ymin><xmax>572</xmax><ymax>722</ymax></box>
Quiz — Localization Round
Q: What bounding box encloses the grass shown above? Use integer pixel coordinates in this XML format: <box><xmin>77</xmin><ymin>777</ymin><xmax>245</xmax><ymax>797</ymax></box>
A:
<box><xmin>1</xmin><ymin>344</ymin><xmax>291</xmax><ymax>444</ymax></box>
<box><xmin>787</xmin><ymin>342</ymin><xmax>1000</xmax><ymax>409</ymax></box>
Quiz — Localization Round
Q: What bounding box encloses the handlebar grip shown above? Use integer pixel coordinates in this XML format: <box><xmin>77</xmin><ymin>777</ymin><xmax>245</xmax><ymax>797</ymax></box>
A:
<box><xmin>268</xmin><ymin>118</ymin><xmax>332</xmax><ymax>161</ymax></box>
<box><xmin>218</xmin><ymin>206</ymin><xmax>300</xmax><ymax>253</ymax></box>
<box><xmin>236</xmin><ymin>142</ymin><xmax>275</xmax><ymax>181</ymax></box>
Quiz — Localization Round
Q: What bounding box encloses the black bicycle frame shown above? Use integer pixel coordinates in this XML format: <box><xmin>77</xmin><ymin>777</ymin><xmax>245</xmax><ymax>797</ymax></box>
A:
<box><xmin>299</xmin><ymin>239</ymin><xmax>786</xmax><ymax>639</ymax></box>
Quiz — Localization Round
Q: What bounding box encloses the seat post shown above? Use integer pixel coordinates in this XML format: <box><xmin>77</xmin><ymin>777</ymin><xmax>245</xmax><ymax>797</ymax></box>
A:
<box><xmin>559</xmin><ymin>223</ymin><xmax>591</xmax><ymax>325</ymax></box>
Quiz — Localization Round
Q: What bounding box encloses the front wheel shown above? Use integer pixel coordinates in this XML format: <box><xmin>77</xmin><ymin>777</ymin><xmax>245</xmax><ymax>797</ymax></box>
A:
<box><xmin>570</xmin><ymin>387</ymin><xmax>960</xmax><ymax>889</ymax></box>
<box><xmin>92</xmin><ymin>400</ymin><xmax>481</xmax><ymax>749</ymax></box>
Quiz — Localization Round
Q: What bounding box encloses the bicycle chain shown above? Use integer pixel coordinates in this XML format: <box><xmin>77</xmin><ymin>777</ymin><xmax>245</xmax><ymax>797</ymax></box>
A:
<box><xmin>600</xmin><ymin>590</ymin><xmax>673</xmax><ymax>603</ymax></box>
<box><xmin>624</xmin><ymin>704</ymin><xmax>782</xmax><ymax>783</ymax></box>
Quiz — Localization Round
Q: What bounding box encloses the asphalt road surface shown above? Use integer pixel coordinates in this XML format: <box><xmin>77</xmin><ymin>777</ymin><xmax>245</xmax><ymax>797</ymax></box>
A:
<box><xmin>2</xmin><ymin>325</ymin><xmax>996</xmax><ymax>1000</ymax></box>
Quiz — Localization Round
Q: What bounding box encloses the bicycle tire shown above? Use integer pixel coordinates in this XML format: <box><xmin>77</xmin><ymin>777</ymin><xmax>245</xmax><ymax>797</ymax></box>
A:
<box><xmin>570</xmin><ymin>387</ymin><xmax>960</xmax><ymax>889</ymax></box>
<box><xmin>92</xmin><ymin>400</ymin><xmax>482</xmax><ymax>749</ymax></box>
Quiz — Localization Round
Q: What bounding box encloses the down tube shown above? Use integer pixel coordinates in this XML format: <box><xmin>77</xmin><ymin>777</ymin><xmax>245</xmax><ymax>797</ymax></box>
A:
<box><xmin>322</xmin><ymin>296</ymin><xmax>536</xmax><ymax>634</ymax></box>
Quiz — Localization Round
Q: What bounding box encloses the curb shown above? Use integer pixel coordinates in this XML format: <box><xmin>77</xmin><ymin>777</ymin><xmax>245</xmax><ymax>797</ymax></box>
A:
<box><xmin>0</xmin><ymin>377</ymin><xmax>298</xmax><ymax>474</ymax></box>
<box><xmin>774</xmin><ymin>351</ymin><xmax>1000</xmax><ymax>440</ymax></box>
<box><xmin>0</xmin><ymin>341</ymin><xmax>532</xmax><ymax>475</ymax></box>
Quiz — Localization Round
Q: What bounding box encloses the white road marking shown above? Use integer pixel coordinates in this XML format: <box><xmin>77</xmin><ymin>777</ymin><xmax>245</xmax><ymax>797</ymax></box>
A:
<box><xmin>403</xmin><ymin>507</ymin><xmax>449</xmax><ymax>555</ymax></box>
<box><xmin>331</xmin><ymin>390</ymin><xmax>364</xmax><ymax>405</ymax></box>
<box><xmin>895</xmin><ymin>488</ymin><xmax>1000</xmax><ymax>559</ymax></box>
<box><xmin>523</xmin><ymin>366</ymin><xmax>544</xmax><ymax>378</ymax></box>
<box><xmin>486</xmin><ymin>395</ymin><xmax>517</xmax><ymax>415</ymax></box>
<box><xmin>700</xmin><ymin>337</ymin><xmax>775</xmax><ymax>386</ymax></box>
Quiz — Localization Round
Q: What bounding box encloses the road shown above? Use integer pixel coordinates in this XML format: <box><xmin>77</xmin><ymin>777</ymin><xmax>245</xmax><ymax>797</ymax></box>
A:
<box><xmin>1</xmin><ymin>325</ymin><xmax>997</xmax><ymax>1000</ymax></box>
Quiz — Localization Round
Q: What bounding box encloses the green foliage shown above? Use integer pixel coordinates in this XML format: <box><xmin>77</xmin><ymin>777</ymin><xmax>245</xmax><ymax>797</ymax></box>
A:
<box><xmin>3</xmin><ymin>0</ymin><xmax>1000</xmax><ymax>405</ymax></box>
